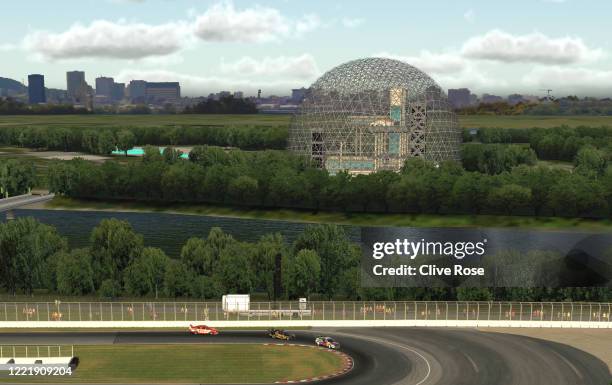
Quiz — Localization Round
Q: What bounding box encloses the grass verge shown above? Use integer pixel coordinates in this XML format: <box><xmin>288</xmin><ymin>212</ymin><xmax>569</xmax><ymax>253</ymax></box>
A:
<box><xmin>0</xmin><ymin>344</ymin><xmax>343</xmax><ymax>383</ymax></box>
<box><xmin>0</xmin><ymin>327</ymin><xmax>311</xmax><ymax>332</ymax></box>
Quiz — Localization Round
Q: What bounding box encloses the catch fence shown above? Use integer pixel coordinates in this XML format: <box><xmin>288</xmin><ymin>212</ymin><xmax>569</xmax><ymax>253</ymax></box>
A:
<box><xmin>1</xmin><ymin>301</ymin><xmax>610</xmax><ymax>323</ymax></box>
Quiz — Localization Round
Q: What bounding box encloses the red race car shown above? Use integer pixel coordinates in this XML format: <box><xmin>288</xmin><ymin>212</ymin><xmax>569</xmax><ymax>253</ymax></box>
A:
<box><xmin>188</xmin><ymin>324</ymin><xmax>219</xmax><ymax>335</ymax></box>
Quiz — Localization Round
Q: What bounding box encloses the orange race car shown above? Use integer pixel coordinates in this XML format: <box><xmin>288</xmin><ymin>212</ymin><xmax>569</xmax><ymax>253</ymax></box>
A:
<box><xmin>188</xmin><ymin>324</ymin><xmax>219</xmax><ymax>335</ymax></box>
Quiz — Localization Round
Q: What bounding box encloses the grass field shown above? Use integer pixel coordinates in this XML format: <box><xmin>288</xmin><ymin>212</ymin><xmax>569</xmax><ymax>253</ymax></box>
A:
<box><xmin>1</xmin><ymin>113</ymin><xmax>612</xmax><ymax>129</ymax></box>
<box><xmin>42</xmin><ymin>196</ymin><xmax>612</xmax><ymax>229</ymax></box>
<box><xmin>458</xmin><ymin>115</ymin><xmax>612</xmax><ymax>128</ymax></box>
<box><xmin>0</xmin><ymin>344</ymin><xmax>344</xmax><ymax>384</ymax></box>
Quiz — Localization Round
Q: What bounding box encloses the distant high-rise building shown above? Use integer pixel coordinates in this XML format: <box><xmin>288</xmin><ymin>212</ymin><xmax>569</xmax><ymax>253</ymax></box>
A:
<box><xmin>145</xmin><ymin>82</ymin><xmax>180</xmax><ymax>104</ymax></box>
<box><xmin>447</xmin><ymin>88</ymin><xmax>471</xmax><ymax>109</ymax></box>
<box><xmin>66</xmin><ymin>71</ymin><xmax>87</xmax><ymax>102</ymax></box>
<box><xmin>112</xmin><ymin>83</ymin><xmax>125</xmax><ymax>102</ymax></box>
<box><xmin>27</xmin><ymin>74</ymin><xmax>46</xmax><ymax>104</ymax></box>
<box><xmin>257</xmin><ymin>89</ymin><xmax>261</xmax><ymax>99</ymax></box>
<box><xmin>481</xmin><ymin>93</ymin><xmax>504</xmax><ymax>104</ymax></box>
<box><xmin>507</xmin><ymin>94</ymin><xmax>526</xmax><ymax>105</ymax></box>
<box><xmin>291</xmin><ymin>87</ymin><xmax>307</xmax><ymax>103</ymax></box>
<box><xmin>127</xmin><ymin>80</ymin><xmax>147</xmax><ymax>103</ymax></box>
<box><xmin>234</xmin><ymin>91</ymin><xmax>244</xmax><ymax>99</ymax></box>
<box><xmin>95</xmin><ymin>77</ymin><xmax>114</xmax><ymax>98</ymax></box>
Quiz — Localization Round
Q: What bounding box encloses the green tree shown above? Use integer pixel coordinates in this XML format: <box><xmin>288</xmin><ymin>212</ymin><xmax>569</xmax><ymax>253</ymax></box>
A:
<box><xmin>252</xmin><ymin>233</ymin><xmax>284</xmax><ymax>300</ymax></box>
<box><xmin>142</xmin><ymin>145</ymin><xmax>163</xmax><ymax>163</ymax></box>
<box><xmin>217</xmin><ymin>242</ymin><xmax>254</xmax><ymax>293</ymax></box>
<box><xmin>164</xmin><ymin>260</ymin><xmax>193</xmax><ymax>297</ymax></box>
<box><xmin>97</xmin><ymin>130</ymin><xmax>115</xmax><ymax>155</ymax></box>
<box><xmin>487</xmin><ymin>184</ymin><xmax>532</xmax><ymax>215</ymax></box>
<box><xmin>0</xmin><ymin>159</ymin><xmax>37</xmax><ymax>197</ymax></box>
<box><xmin>284</xmin><ymin>249</ymin><xmax>320</xmax><ymax>298</ymax></box>
<box><xmin>89</xmin><ymin>218</ymin><xmax>144</xmax><ymax>287</ymax></box>
<box><xmin>293</xmin><ymin>225</ymin><xmax>358</xmax><ymax>298</ymax></box>
<box><xmin>227</xmin><ymin>175</ymin><xmax>258</xmax><ymax>204</ymax></box>
<box><xmin>191</xmin><ymin>275</ymin><xmax>222</xmax><ymax>299</ymax></box>
<box><xmin>116</xmin><ymin>129</ymin><xmax>136</xmax><ymax>156</ymax></box>
<box><xmin>575</xmin><ymin>145</ymin><xmax>607</xmax><ymax>176</ymax></box>
<box><xmin>451</xmin><ymin>172</ymin><xmax>492</xmax><ymax>214</ymax></box>
<box><xmin>0</xmin><ymin>218</ymin><xmax>66</xmax><ymax>294</ymax></box>
<box><xmin>81</xmin><ymin>130</ymin><xmax>99</xmax><ymax>154</ymax></box>
<box><xmin>55</xmin><ymin>249</ymin><xmax>95</xmax><ymax>296</ymax></box>
<box><xmin>180</xmin><ymin>237</ymin><xmax>215</xmax><ymax>276</ymax></box>
<box><xmin>98</xmin><ymin>279</ymin><xmax>121</xmax><ymax>298</ymax></box>
<box><xmin>124</xmin><ymin>247</ymin><xmax>170</xmax><ymax>298</ymax></box>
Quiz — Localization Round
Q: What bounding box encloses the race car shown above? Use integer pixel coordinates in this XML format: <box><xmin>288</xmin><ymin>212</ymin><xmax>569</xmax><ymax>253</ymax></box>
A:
<box><xmin>188</xmin><ymin>324</ymin><xmax>219</xmax><ymax>335</ymax></box>
<box><xmin>267</xmin><ymin>329</ymin><xmax>295</xmax><ymax>340</ymax></box>
<box><xmin>315</xmin><ymin>336</ymin><xmax>340</xmax><ymax>349</ymax></box>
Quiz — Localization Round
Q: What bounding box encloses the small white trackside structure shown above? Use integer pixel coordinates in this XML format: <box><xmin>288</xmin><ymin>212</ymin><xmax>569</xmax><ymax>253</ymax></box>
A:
<box><xmin>222</xmin><ymin>294</ymin><xmax>250</xmax><ymax>313</ymax></box>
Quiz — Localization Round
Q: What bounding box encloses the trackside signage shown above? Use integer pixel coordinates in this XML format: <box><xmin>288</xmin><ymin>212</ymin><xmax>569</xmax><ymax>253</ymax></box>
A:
<box><xmin>360</xmin><ymin>227</ymin><xmax>612</xmax><ymax>288</ymax></box>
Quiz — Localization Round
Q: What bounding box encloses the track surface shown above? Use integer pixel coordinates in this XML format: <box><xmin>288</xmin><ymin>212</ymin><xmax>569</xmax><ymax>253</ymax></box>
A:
<box><xmin>0</xmin><ymin>328</ymin><xmax>609</xmax><ymax>385</ymax></box>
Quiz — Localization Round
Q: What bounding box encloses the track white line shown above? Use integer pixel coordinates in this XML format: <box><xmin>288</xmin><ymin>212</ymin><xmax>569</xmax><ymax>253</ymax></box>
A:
<box><xmin>462</xmin><ymin>351</ymin><xmax>479</xmax><ymax>373</ymax></box>
<box><xmin>330</xmin><ymin>331</ymin><xmax>432</xmax><ymax>385</ymax></box>
<box><xmin>549</xmin><ymin>349</ymin><xmax>583</xmax><ymax>380</ymax></box>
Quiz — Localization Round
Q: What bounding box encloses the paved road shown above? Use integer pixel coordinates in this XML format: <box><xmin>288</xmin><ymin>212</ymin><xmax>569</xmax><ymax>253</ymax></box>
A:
<box><xmin>0</xmin><ymin>328</ymin><xmax>609</xmax><ymax>385</ymax></box>
<box><xmin>0</xmin><ymin>194</ymin><xmax>54</xmax><ymax>212</ymax></box>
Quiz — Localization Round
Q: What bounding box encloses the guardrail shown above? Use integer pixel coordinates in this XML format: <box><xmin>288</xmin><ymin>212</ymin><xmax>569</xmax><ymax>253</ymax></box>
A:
<box><xmin>0</xmin><ymin>301</ymin><xmax>610</xmax><ymax>326</ymax></box>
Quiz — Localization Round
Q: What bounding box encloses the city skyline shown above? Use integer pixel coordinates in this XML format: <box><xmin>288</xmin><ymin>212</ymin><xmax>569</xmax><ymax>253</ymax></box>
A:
<box><xmin>2</xmin><ymin>0</ymin><xmax>612</xmax><ymax>97</ymax></box>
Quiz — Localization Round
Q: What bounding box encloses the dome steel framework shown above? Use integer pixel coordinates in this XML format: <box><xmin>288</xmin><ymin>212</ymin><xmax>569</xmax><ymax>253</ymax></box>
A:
<box><xmin>288</xmin><ymin>57</ymin><xmax>461</xmax><ymax>175</ymax></box>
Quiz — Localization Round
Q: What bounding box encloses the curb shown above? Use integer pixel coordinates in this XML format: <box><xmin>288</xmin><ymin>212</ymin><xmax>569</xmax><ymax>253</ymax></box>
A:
<box><xmin>266</xmin><ymin>343</ymin><xmax>353</xmax><ymax>383</ymax></box>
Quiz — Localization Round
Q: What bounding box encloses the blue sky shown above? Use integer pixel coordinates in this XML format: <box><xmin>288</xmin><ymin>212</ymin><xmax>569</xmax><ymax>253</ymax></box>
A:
<box><xmin>1</xmin><ymin>0</ymin><xmax>611</xmax><ymax>97</ymax></box>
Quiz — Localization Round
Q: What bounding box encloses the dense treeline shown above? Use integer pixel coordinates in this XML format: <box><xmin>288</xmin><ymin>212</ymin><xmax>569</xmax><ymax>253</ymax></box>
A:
<box><xmin>47</xmin><ymin>145</ymin><xmax>612</xmax><ymax>218</ymax></box>
<box><xmin>1</xmin><ymin>217</ymin><xmax>610</xmax><ymax>302</ymax></box>
<box><xmin>0</xmin><ymin>97</ymin><xmax>91</xmax><ymax>115</ymax></box>
<box><xmin>456</xmin><ymin>99</ymin><xmax>612</xmax><ymax>116</ymax></box>
<box><xmin>462</xmin><ymin>143</ymin><xmax>537</xmax><ymax>174</ymax></box>
<box><xmin>456</xmin><ymin>101</ymin><xmax>535</xmax><ymax>115</ymax></box>
<box><xmin>183</xmin><ymin>95</ymin><xmax>258</xmax><ymax>114</ymax></box>
<box><xmin>464</xmin><ymin>126</ymin><xmax>612</xmax><ymax>162</ymax></box>
<box><xmin>0</xmin><ymin>159</ymin><xmax>37</xmax><ymax>196</ymax></box>
<box><xmin>0</xmin><ymin>124</ymin><xmax>287</xmax><ymax>152</ymax></box>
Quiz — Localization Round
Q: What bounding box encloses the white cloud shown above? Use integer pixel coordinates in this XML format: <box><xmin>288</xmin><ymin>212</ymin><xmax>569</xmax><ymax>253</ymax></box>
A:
<box><xmin>435</xmin><ymin>67</ymin><xmax>510</xmax><ymax>93</ymax></box>
<box><xmin>193</xmin><ymin>2</ymin><xmax>318</xmax><ymax>43</ymax></box>
<box><xmin>220</xmin><ymin>54</ymin><xmax>320</xmax><ymax>79</ymax></box>
<box><xmin>463</xmin><ymin>9</ymin><xmax>475</xmax><ymax>23</ymax></box>
<box><xmin>373</xmin><ymin>51</ymin><xmax>511</xmax><ymax>94</ymax></box>
<box><xmin>23</xmin><ymin>2</ymin><xmax>321</xmax><ymax>61</ymax></box>
<box><xmin>296</xmin><ymin>14</ymin><xmax>321</xmax><ymax>35</ymax></box>
<box><xmin>0</xmin><ymin>43</ymin><xmax>16</xmax><ymax>51</ymax></box>
<box><xmin>522</xmin><ymin>66</ymin><xmax>612</xmax><ymax>96</ymax></box>
<box><xmin>462</xmin><ymin>29</ymin><xmax>603</xmax><ymax>64</ymax></box>
<box><xmin>341</xmin><ymin>17</ymin><xmax>364</xmax><ymax>28</ymax></box>
<box><xmin>114</xmin><ymin>69</ymin><xmax>308</xmax><ymax>96</ymax></box>
<box><xmin>375</xmin><ymin>51</ymin><xmax>467</xmax><ymax>75</ymax></box>
<box><xmin>24</xmin><ymin>20</ymin><xmax>189</xmax><ymax>60</ymax></box>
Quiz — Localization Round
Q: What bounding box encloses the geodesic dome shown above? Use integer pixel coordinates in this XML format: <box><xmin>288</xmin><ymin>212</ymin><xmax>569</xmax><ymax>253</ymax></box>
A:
<box><xmin>288</xmin><ymin>57</ymin><xmax>461</xmax><ymax>175</ymax></box>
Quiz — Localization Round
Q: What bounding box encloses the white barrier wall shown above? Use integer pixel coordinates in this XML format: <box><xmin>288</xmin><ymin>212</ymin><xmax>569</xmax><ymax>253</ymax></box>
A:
<box><xmin>0</xmin><ymin>320</ymin><xmax>610</xmax><ymax>328</ymax></box>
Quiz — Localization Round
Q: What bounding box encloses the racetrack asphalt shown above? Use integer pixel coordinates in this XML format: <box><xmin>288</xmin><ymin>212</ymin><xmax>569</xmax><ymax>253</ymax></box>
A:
<box><xmin>0</xmin><ymin>328</ymin><xmax>609</xmax><ymax>385</ymax></box>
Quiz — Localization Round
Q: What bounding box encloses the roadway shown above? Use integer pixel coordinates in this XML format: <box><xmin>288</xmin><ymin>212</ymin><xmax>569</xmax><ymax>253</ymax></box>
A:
<box><xmin>0</xmin><ymin>328</ymin><xmax>609</xmax><ymax>385</ymax></box>
<box><xmin>0</xmin><ymin>193</ymin><xmax>54</xmax><ymax>213</ymax></box>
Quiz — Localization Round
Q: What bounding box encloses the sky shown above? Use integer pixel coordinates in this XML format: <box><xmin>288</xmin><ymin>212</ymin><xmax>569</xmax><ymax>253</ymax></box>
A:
<box><xmin>1</xmin><ymin>0</ymin><xmax>612</xmax><ymax>97</ymax></box>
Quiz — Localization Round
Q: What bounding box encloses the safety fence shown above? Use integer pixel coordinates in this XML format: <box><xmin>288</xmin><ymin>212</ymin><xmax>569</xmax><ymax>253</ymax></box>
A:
<box><xmin>1</xmin><ymin>301</ymin><xmax>611</xmax><ymax>323</ymax></box>
<box><xmin>0</xmin><ymin>345</ymin><xmax>74</xmax><ymax>359</ymax></box>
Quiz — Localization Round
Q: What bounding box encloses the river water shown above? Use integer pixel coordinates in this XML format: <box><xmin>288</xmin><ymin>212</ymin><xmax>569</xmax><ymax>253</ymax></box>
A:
<box><xmin>11</xmin><ymin>209</ymin><xmax>360</xmax><ymax>257</ymax></box>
